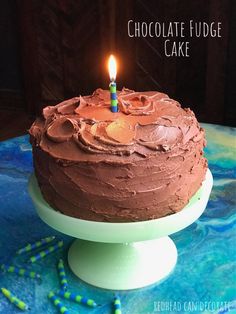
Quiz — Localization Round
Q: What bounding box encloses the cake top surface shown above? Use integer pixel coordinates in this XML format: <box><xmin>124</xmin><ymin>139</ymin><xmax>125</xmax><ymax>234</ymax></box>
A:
<box><xmin>29</xmin><ymin>88</ymin><xmax>204</xmax><ymax>162</ymax></box>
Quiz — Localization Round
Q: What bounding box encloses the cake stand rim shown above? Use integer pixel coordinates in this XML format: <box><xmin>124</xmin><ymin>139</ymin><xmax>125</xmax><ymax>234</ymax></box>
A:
<box><xmin>28</xmin><ymin>169</ymin><xmax>213</xmax><ymax>243</ymax></box>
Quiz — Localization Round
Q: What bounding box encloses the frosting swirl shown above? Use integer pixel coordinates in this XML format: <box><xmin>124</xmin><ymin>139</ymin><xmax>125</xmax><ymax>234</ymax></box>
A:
<box><xmin>31</xmin><ymin>88</ymin><xmax>202</xmax><ymax>159</ymax></box>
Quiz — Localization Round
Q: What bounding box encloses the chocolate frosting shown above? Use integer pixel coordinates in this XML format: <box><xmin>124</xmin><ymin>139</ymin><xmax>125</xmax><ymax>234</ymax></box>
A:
<box><xmin>29</xmin><ymin>88</ymin><xmax>207</xmax><ymax>222</ymax></box>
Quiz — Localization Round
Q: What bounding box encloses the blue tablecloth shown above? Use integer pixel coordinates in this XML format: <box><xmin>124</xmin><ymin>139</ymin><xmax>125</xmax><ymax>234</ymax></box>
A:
<box><xmin>0</xmin><ymin>123</ymin><xmax>235</xmax><ymax>314</ymax></box>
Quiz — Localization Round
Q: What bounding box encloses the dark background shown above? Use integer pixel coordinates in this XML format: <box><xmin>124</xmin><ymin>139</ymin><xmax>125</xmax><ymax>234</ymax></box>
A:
<box><xmin>0</xmin><ymin>0</ymin><xmax>235</xmax><ymax>141</ymax></box>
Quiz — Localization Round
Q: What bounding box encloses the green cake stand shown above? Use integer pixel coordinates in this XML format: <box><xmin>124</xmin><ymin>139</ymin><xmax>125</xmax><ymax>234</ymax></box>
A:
<box><xmin>28</xmin><ymin>169</ymin><xmax>213</xmax><ymax>290</ymax></box>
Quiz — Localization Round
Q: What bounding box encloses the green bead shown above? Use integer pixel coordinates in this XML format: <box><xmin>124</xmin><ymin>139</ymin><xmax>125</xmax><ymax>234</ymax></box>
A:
<box><xmin>2</xmin><ymin>288</ymin><xmax>10</xmax><ymax>297</ymax></box>
<box><xmin>9</xmin><ymin>266</ymin><xmax>15</xmax><ymax>272</ymax></box>
<box><xmin>110</xmin><ymin>84</ymin><xmax>116</xmax><ymax>93</ymax></box>
<box><xmin>75</xmin><ymin>295</ymin><xmax>82</xmax><ymax>302</ymax></box>
<box><xmin>61</xmin><ymin>306</ymin><xmax>67</xmax><ymax>313</ymax></box>
<box><xmin>87</xmin><ymin>299</ymin><xmax>95</xmax><ymax>306</ymax></box>
<box><xmin>40</xmin><ymin>251</ymin><xmax>46</xmax><ymax>258</ymax></box>
<box><xmin>64</xmin><ymin>292</ymin><xmax>70</xmax><ymax>299</ymax></box>
<box><xmin>17</xmin><ymin>300</ymin><xmax>27</xmax><ymax>310</ymax></box>
<box><xmin>111</xmin><ymin>99</ymin><xmax>118</xmax><ymax>107</ymax></box>
<box><xmin>26</xmin><ymin>245</ymin><xmax>31</xmax><ymax>251</ymax></box>
<box><xmin>54</xmin><ymin>299</ymin><xmax>60</xmax><ymax>306</ymax></box>
<box><xmin>115</xmin><ymin>310</ymin><xmax>122</xmax><ymax>314</ymax></box>
<box><xmin>29</xmin><ymin>271</ymin><xmax>35</xmax><ymax>278</ymax></box>
<box><xmin>48</xmin><ymin>292</ymin><xmax>54</xmax><ymax>298</ymax></box>
<box><xmin>46</xmin><ymin>236</ymin><xmax>54</xmax><ymax>242</ymax></box>
<box><xmin>19</xmin><ymin>269</ymin><xmax>25</xmax><ymax>275</ymax></box>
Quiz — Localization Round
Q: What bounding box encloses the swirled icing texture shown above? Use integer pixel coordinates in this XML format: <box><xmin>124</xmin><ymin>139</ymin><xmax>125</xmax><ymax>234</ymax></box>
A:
<box><xmin>29</xmin><ymin>88</ymin><xmax>208</xmax><ymax>222</ymax></box>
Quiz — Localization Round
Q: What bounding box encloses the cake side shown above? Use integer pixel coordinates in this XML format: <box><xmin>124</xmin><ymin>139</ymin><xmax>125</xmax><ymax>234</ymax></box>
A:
<box><xmin>29</xmin><ymin>88</ymin><xmax>208</xmax><ymax>222</ymax></box>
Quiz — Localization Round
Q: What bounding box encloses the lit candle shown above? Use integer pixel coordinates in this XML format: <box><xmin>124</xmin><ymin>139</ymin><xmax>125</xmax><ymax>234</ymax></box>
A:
<box><xmin>108</xmin><ymin>54</ymin><xmax>118</xmax><ymax>112</ymax></box>
<box><xmin>1</xmin><ymin>287</ymin><xmax>29</xmax><ymax>311</ymax></box>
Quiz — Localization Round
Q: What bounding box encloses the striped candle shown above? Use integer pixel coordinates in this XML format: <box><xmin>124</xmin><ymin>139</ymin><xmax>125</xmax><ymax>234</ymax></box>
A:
<box><xmin>1</xmin><ymin>287</ymin><xmax>29</xmax><ymax>311</ymax></box>
<box><xmin>57</xmin><ymin>259</ymin><xmax>68</xmax><ymax>291</ymax></box>
<box><xmin>48</xmin><ymin>291</ymin><xmax>69</xmax><ymax>314</ymax></box>
<box><xmin>16</xmin><ymin>236</ymin><xmax>55</xmax><ymax>255</ymax></box>
<box><xmin>108</xmin><ymin>54</ymin><xmax>118</xmax><ymax>112</ymax></box>
<box><xmin>28</xmin><ymin>240</ymin><xmax>63</xmax><ymax>263</ymax></box>
<box><xmin>57</xmin><ymin>290</ymin><xmax>97</xmax><ymax>308</ymax></box>
<box><xmin>110</xmin><ymin>82</ymin><xmax>118</xmax><ymax>112</ymax></box>
<box><xmin>1</xmin><ymin>264</ymin><xmax>41</xmax><ymax>281</ymax></box>
<box><xmin>113</xmin><ymin>295</ymin><xmax>122</xmax><ymax>314</ymax></box>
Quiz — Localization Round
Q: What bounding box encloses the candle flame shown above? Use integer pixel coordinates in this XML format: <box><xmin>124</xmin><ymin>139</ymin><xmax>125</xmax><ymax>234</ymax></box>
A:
<box><xmin>108</xmin><ymin>54</ymin><xmax>117</xmax><ymax>82</ymax></box>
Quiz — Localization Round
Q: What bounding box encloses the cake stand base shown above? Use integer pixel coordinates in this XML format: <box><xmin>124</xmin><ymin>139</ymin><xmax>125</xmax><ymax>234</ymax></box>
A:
<box><xmin>68</xmin><ymin>237</ymin><xmax>177</xmax><ymax>290</ymax></box>
<box><xmin>28</xmin><ymin>169</ymin><xmax>213</xmax><ymax>291</ymax></box>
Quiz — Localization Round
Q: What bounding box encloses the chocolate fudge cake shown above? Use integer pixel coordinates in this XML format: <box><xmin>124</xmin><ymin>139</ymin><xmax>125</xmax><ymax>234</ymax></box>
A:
<box><xmin>29</xmin><ymin>88</ymin><xmax>207</xmax><ymax>222</ymax></box>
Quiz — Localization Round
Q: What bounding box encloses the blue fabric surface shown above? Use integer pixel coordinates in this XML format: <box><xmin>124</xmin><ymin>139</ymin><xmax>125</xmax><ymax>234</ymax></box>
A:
<box><xmin>0</xmin><ymin>123</ymin><xmax>235</xmax><ymax>314</ymax></box>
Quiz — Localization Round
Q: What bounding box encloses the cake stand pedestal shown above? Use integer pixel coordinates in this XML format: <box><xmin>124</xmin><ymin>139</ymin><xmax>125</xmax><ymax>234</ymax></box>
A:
<box><xmin>28</xmin><ymin>169</ymin><xmax>213</xmax><ymax>290</ymax></box>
